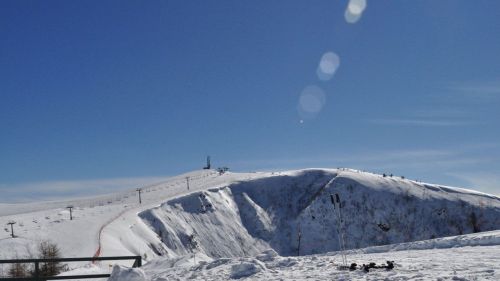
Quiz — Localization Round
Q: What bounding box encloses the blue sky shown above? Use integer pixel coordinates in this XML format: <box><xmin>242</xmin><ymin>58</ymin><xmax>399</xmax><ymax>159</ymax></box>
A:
<box><xmin>1</xmin><ymin>0</ymin><xmax>499</xmax><ymax>201</ymax></box>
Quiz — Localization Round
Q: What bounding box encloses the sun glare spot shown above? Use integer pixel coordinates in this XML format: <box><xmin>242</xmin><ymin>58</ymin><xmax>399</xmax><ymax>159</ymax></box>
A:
<box><xmin>345</xmin><ymin>9</ymin><xmax>362</xmax><ymax>23</ymax></box>
<box><xmin>298</xmin><ymin>85</ymin><xmax>326</xmax><ymax>119</ymax></box>
<box><xmin>348</xmin><ymin>0</ymin><xmax>367</xmax><ymax>15</ymax></box>
<box><xmin>317</xmin><ymin>52</ymin><xmax>340</xmax><ymax>81</ymax></box>
<box><xmin>345</xmin><ymin>0</ymin><xmax>367</xmax><ymax>24</ymax></box>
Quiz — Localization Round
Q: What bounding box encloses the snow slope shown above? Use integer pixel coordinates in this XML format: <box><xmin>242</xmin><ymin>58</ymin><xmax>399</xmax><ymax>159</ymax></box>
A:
<box><xmin>138</xmin><ymin>230</ymin><xmax>500</xmax><ymax>280</ymax></box>
<box><xmin>0</xmin><ymin>169</ymin><xmax>268</xmax><ymax>275</ymax></box>
<box><xmin>0</xmin><ymin>172</ymin><xmax>196</xmax><ymax>265</ymax></box>
<box><xmin>138</xmin><ymin>168</ymin><xmax>500</xmax><ymax>260</ymax></box>
<box><xmin>1</xmin><ymin>168</ymin><xmax>500</xmax><ymax>280</ymax></box>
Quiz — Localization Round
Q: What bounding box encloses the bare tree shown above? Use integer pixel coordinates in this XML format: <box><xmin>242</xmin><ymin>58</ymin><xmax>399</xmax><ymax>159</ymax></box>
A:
<box><xmin>8</xmin><ymin>263</ymin><xmax>30</xmax><ymax>278</ymax></box>
<box><xmin>37</xmin><ymin>240</ymin><xmax>67</xmax><ymax>277</ymax></box>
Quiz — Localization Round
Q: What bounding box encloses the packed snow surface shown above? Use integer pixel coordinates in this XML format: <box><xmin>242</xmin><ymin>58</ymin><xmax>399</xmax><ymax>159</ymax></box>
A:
<box><xmin>108</xmin><ymin>265</ymin><xmax>147</xmax><ymax>281</ymax></box>
<box><xmin>1</xmin><ymin>168</ymin><xmax>499</xmax><ymax>280</ymax></box>
<box><xmin>141</xmin><ymin>231</ymin><xmax>500</xmax><ymax>280</ymax></box>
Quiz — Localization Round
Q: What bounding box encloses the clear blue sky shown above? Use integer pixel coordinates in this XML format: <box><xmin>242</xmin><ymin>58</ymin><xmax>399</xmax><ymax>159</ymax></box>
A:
<box><xmin>1</xmin><ymin>1</ymin><xmax>499</xmax><ymax>201</ymax></box>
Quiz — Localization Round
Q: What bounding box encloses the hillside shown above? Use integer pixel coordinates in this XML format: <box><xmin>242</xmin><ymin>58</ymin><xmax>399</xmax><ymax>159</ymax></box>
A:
<box><xmin>1</xmin><ymin>168</ymin><xmax>500</xmax><ymax>280</ymax></box>
<box><xmin>138</xmin><ymin>168</ymin><xmax>500</xmax><ymax>260</ymax></box>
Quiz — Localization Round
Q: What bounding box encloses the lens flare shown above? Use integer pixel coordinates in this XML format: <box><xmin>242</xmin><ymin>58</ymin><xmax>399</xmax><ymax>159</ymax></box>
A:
<box><xmin>298</xmin><ymin>85</ymin><xmax>326</xmax><ymax>119</ymax></box>
<box><xmin>317</xmin><ymin>52</ymin><xmax>340</xmax><ymax>81</ymax></box>
<box><xmin>345</xmin><ymin>9</ymin><xmax>362</xmax><ymax>23</ymax></box>
<box><xmin>345</xmin><ymin>0</ymin><xmax>367</xmax><ymax>24</ymax></box>
<box><xmin>348</xmin><ymin>0</ymin><xmax>367</xmax><ymax>15</ymax></box>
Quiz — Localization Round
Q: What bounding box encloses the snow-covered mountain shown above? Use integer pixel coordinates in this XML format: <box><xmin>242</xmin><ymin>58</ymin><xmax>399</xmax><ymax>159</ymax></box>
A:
<box><xmin>138</xmin><ymin>168</ymin><xmax>500</xmax><ymax>260</ymax></box>
<box><xmin>1</xmin><ymin>168</ymin><xmax>500</xmax><ymax>280</ymax></box>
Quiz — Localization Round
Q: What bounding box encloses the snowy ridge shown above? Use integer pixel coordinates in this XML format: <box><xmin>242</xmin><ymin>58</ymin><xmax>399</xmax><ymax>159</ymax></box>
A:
<box><xmin>358</xmin><ymin>229</ymin><xmax>500</xmax><ymax>254</ymax></box>
<box><xmin>1</xmin><ymin>168</ymin><xmax>500</xmax><ymax>280</ymax></box>
<box><xmin>138</xmin><ymin>168</ymin><xmax>500</xmax><ymax>260</ymax></box>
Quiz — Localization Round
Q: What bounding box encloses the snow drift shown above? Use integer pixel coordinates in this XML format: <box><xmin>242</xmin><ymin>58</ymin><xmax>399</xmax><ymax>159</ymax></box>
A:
<box><xmin>108</xmin><ymin>265</ymin><xmax>147</xmax><ymax>281</ymax></box>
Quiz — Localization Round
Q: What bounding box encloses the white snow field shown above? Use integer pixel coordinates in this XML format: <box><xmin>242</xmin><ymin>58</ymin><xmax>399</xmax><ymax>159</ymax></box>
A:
<box><xmin>1</xmin><ymin>168</ymin><xmax>500</xmax><ymax>280</ymax></box>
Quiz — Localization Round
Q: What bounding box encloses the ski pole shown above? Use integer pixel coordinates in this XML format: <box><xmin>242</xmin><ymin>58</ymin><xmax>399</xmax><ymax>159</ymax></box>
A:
<box><xmin>336</xmin><ymin>193</ymin><xmax>348</xmax><ymax>267</ymax></box>
<box><xmin>330</xmin><ymin>194</ymin><xmax>347</xmax><ymax>267</ymax></box>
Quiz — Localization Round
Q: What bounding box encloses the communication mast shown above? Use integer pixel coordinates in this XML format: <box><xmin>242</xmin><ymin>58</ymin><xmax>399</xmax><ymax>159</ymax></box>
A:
<box><xmin>203</xmin><ymin>156</ymin><xmax>211</xmax><ymax>170</ymax></box>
